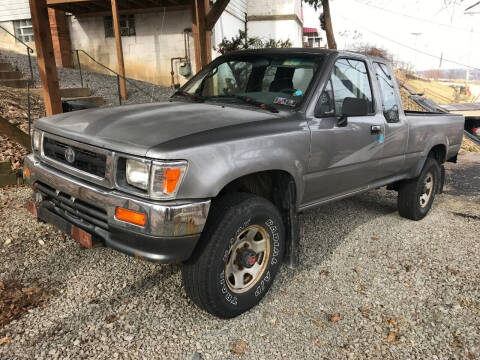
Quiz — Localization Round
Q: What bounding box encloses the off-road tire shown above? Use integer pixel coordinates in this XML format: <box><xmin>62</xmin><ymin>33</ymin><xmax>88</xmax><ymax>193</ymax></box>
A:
<box><xmin>182</xmin><ymin>193</ymin><xmax>285</xmax><ymax>318</ymax></box>
<box><xmin>398</xmin><ymin>158</ymin><xmax>441</xmax><ymax>220</ymax></box>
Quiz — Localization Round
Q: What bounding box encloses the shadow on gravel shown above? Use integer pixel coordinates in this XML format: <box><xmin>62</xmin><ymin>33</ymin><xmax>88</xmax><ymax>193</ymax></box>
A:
<box><xmin>298</xmin><ymin>189</ymin><xmax>398</xmax><ymax>271</ymax></box>
<box><xmin>444</xmin><ymin>153</ymin><xmax>480</xmax><ymax>196</ymax></box>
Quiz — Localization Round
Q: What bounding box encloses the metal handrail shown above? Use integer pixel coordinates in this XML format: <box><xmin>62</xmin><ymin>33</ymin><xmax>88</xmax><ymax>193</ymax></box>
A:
<box><xmin>0</xmin><ymin>25</ymin><xmax>35</xmax><ymax>86</ymax></box>
<box><xmin>73</xmin><ymin>49</ymin><xmax>162</xmax><ymax>103</ymax></box>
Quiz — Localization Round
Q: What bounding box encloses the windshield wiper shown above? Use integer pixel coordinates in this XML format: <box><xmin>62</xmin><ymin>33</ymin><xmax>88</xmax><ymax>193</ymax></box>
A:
<box><xmin>231</xmin><ymin>95</ymin><xmax>279</xmax><ymax>113</ymax></box>
<box><xmin>172</xmin><ymin>90</ymin><xmax>206</xmax><ymax>102</ymax></box>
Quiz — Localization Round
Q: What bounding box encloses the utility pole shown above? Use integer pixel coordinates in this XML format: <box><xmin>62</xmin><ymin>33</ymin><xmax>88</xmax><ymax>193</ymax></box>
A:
<box><xmin>321</xmin><ymin>0</ymin><xmax>337</xmax><ymax>49</ymax></box>
<box><xmin>436</xmin><ymin>52</ymin><xmax>443</xmax><ymax>81</ymax></box>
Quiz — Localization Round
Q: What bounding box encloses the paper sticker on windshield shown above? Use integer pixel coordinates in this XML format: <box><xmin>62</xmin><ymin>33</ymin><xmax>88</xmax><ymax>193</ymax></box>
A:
<box><xmin>273</xmin><ymin>97</ymin><xmax>296</xmax><ymax>106</ymax></box>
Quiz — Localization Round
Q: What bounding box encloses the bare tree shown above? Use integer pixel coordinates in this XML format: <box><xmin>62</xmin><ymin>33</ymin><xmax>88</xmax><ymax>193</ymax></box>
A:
<box><xmin>305</xmin><ymin>0</ymin><xmax>337</xmax><ymax>49</ymax></box>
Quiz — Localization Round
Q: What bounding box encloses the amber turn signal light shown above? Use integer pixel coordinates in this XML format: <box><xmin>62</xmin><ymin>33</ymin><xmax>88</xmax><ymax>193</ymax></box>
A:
<box><xmin>115</xmin><ymin>207</ymin><xmax>147</xmax><ymax>227</ymax></box>
<box><xmin>162</xmin><ymin>168</ymin><xmax>182</xmax><ymax>194</ymax></box>
<box><xmin>24</xmin><ymin>167</ymin><xmax>31</xmax><ymax>179</ymax></box>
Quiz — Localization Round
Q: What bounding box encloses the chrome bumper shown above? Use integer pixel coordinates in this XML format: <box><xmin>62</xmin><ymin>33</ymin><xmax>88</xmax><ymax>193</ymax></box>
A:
<box><xmin>24</xmin><ymin>154</ymin><xmax>210</xmax><ymax>238</ymax></box>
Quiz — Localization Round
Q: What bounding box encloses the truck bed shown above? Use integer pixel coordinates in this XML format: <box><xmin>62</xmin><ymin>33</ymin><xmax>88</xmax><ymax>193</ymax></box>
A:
<box><xmin>405</xmin><ymin>112</ymin><xmax>465</xmax><ymax>162</ymax></box>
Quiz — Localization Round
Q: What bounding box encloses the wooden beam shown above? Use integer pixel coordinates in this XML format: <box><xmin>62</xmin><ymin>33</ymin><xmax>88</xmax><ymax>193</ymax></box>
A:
<box><xmin>111</xmin><ymin>0</ymin><xmax>127</xmax><ymax>100</ymax></box>
<box><xmin>206</xmin><ymin>0</ymin><xmax>230</xmax><ymax>31</ymax></box>
<box><xmin>193</xmin><ymin>0</ymin><xmax>211</xmax><ymax>72</ymax></box>
<box><xmin>30</xmin><ymin>0</ymin><xmax>62</xmax><ymax>116</ymax></box>
<box><xmin>47</xmin><ymin>0</ymin><xmax>93</xmax><ymax>5</ymax></box>
<box><xmin>73</xmin><ymin>5</ymin><xmax>188</xmax><ymax>16</ymax></box>
<box><xmin>0</xmin><ymin>116</ymin><xmax>31</xmax><ymax>149</ymax></box>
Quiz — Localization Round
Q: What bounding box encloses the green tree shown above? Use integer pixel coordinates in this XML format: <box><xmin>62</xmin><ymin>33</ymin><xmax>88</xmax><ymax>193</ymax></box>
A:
<box><xmin>215</xmin><ymin>30</ymin><xmax>292</xmax><ymax>55</ymax></box>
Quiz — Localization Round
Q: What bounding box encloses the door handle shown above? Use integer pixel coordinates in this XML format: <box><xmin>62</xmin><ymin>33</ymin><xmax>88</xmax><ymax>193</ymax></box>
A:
<box><xmin>371</xmin><ymin>125</ymin><xmax>382</xmax><ymax>134</ymax></box>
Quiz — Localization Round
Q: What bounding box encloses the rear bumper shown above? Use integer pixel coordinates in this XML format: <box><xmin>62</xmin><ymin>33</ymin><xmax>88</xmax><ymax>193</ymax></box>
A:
<box><xmin>24</xmin><ymin>154</ymin><xmax>210</xmax><ymax>263</ymax></box>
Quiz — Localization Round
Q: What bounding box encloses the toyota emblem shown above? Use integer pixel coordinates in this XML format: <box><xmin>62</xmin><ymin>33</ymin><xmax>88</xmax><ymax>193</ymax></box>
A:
<box><xmin>65</xmin><ymin>147</ymin><xmax>75</xmax><ymax>164</ymax></box>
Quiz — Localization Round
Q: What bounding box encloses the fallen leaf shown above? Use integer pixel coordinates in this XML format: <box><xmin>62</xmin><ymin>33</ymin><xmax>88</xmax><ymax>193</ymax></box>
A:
<box><xmin>386</xmin><ymin>332</ymin><xmax>398</xmax><ymax>343</ymax></box>
<box><xmin>319</xmin><ymin>269</ymin><xmax>329</xmax><ymax>276</ymax></box>
<box><xmin>0</xmin><ymin>336</ymin><xmax>10</xmax><ymax>345</ymax></box>
<box><xmin>230</xmin><ymin>340</ymin><xmax>248</xmax><ymax>355</ymax></box>
<box><xmin>312</xmin><ymin>319</ymin><xmax>325</xmax><ymax>328</ymax></box>
<box><xmin>105</xmin><ymin>314</ymin><xmax>118</xmax><ymax>323</ymax></box>
<box><xmin>371</xmin><ymin>236</ymin><xmax>379</xmax><ymax>240</ymax></box>
<box><xmin>330</xmin><ymin>313</ymin><xmax>342</xmax><ymax>322</ymax></box>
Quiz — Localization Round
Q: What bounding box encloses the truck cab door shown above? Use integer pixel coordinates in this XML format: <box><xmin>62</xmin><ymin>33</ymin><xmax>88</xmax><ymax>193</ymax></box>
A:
<box><xmin>303</xmin><ymin>57</ymin><xmax>385</xmax><ymax>205</ymax></box>
<box><xmin>372</xmin><ymin>62</ymin><xmax>408</xmax><ymax>180</ymax></box>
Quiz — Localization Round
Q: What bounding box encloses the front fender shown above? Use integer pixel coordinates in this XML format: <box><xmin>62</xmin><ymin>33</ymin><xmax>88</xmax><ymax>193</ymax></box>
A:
<box><xmin>146</xmin><ymin>118</ymin><xmax>310</xmax><ymax>203</ymax></box>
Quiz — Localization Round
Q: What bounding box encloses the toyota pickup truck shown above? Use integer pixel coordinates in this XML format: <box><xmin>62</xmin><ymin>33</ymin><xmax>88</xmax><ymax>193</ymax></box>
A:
<box><xmin>24</xmin><ymin>49</ymin><xmax>464</xmax><ymax>318</ymax></box>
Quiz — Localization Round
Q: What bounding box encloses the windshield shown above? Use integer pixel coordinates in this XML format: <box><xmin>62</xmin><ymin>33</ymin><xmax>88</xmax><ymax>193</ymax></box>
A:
<box><xmin>179</xmin><ymin>54</ymin><xmax>324</xmax><ymax>108</ymax></box>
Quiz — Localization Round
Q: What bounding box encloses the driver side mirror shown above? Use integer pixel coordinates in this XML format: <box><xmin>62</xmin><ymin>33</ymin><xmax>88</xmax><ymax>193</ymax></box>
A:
<box><xmin>338</xmin><ymin>97</ymin><xmax>369</xmax><ymax>127</ymax></box>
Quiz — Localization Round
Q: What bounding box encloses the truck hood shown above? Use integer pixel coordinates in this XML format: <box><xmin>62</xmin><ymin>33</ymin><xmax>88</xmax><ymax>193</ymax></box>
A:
<box><xmin>35</xmin><ymin>101</ymin><xmax>281</xmax><ymax>157</ymax></box>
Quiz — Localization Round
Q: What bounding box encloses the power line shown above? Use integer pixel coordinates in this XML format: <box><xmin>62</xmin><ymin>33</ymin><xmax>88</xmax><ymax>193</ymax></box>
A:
<box><xmin>352</xmin><ymin>0</ymin><xmax>480</xmax><ymax>34</ymax></box>
<box><xmin>339</xmin><ymin>14</ymin><xmax>480</xmax><ymax>71</ymax></box>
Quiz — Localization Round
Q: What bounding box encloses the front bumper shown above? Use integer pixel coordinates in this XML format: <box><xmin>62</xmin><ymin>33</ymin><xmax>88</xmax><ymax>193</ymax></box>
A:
<box><xmin>24</xmin><ymin>154</ymin><xmax>211</xmax><ymax>263</ymax></box>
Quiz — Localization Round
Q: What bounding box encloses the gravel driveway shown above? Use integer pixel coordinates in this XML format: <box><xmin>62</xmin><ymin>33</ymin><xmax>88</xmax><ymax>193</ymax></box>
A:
<box><xmin>1</xmin><ymin>154</ymin><xmax>479</xmax><ymax>359</ymax></box>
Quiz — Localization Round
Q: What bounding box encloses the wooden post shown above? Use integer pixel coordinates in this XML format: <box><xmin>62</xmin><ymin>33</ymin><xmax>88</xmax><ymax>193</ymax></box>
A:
<box><xmin>193</xmin><ymin>0</ymin><xmax>211</xmax><ymax>72</ymax></box>
<box><xmin>29</xmin><ymin>0</ymin><xmax>62</xmax><ymax>116</ymax></box>
<box><xmin>111</xmin><ymin>0</ymin><xmax>127</xmax><ymax>100</ymax></box>
<box><xmin>48</xmin><ymin>8</ymin><xmax>73</xmax><ymax>68</ymax></box>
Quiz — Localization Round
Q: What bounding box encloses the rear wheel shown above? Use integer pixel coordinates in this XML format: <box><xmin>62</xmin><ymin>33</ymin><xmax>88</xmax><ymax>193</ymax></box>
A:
<box><xmin>398</xmin><ymin>158</ymin><xmax>441</xmax><ymax>220</ymax></box>
<box><xmin>182</xmin><ymin>193</ymin><xmax>285</xmax><ymax>318</ymax></box>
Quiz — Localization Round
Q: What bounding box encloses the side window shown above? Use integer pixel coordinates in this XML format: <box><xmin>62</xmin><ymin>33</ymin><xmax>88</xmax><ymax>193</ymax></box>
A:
<box><xmin>374</xmin><ymin>62</ymin><xmax>400</xmax><ymax>123</ymax></box>
<box><xmin>331</xmin><ymin>59</ymin><xmax>374</xmax><ymax>115</ymax></box>
<box><xmin>293</xmin><ymin>67</ymin><xmax>314</xmax><ymax>93</ymax></box>
<box><xmin>317</xmin><ymin>79</ymin><xmax>335</xmax><ymax>115</ymax></box>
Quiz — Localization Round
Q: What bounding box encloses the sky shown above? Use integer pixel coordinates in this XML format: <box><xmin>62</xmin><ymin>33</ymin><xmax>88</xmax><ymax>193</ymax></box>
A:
<box><xmin>302</xmin><ymin>0</ymin><xmax>480</xmax><ymax>71</ymax></box>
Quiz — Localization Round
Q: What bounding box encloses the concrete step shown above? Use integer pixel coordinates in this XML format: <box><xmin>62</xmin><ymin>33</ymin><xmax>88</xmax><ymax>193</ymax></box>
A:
<box><xmin>31</xmin><ymin>87</ymin><xmax>91</xmax><ymax>98</ymax></box>
<box><xmin>0</xmin><ymin>63</ymin><xmax>13</xmax><ymax>71</ymax></box>
<box><xmin>0</xmin><ymin>71</ymin><xmax>23</xmax><ymax>80</ymax></box>
<box><xmin>0</xmin><ymin>78</ymin><xmax>29</xmax><ymax>88</ymax></box>
<box><xmin>63</xmin><ymin>96</ymin><xmax>104</xmax><ymax>107</ymax></box>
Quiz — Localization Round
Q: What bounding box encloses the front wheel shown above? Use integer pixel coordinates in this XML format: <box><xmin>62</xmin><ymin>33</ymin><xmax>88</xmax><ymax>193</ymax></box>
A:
<box><xmin>181</xmin><ymin>193</ymin><xmax>285</xmax><ymax>318</ymax></box>
<box><xmin>398</xmin><ymin>158</ymin><xmax>441</xmax><ymax>220</ymax></box>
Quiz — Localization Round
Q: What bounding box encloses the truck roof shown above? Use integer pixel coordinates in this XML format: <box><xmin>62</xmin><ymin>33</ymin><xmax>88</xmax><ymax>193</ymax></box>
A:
<box><xmin>221</xmin><ymin>48</ymin><xmax>390</xmax><ymax>64</ymax></box>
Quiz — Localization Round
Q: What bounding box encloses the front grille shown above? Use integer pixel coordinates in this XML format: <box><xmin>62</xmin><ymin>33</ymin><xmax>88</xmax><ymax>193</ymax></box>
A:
<box><xmin>37</xmin><ymin>182</ymin><xmax>108</xmax><ymax>230</ymax></box>
<box><xmin>43</xmin><ymin>137</ymin><xmax>107</xmax><ymax>178</ymax></box>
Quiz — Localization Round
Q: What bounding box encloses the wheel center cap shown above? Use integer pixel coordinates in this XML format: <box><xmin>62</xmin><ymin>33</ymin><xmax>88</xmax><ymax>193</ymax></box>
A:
<box><xmin>238</xmin><ymin>249</ymin><xmax>257</xmax><ymax>268</ymax></box>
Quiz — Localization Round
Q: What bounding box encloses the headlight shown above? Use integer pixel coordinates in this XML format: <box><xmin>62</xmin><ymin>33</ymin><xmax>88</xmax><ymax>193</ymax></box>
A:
<box><xmin>126</xmin><ymin>159</ymin><xmax>150</xmax><ymax>190</ymax></box>
<box><xmin>32</xmin><ymin>130</ymin><xmax>41</xmax><ymax>152</ymax></box>
<box><xmin>150</xmin><ymin>161</ymin><xmax>187</xmax><ymax>199</ymax></box>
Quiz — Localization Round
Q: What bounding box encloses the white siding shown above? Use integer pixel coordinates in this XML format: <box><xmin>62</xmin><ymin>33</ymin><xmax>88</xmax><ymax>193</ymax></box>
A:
<box><xmin>0</xmin><ymin>0</ymin><xmax>31</xmax><ymax>22</ymax></box>
<box><xmin>225</xmin><ymin>0</ymin><xmax>247</xmax><ymax>22</ymax></box>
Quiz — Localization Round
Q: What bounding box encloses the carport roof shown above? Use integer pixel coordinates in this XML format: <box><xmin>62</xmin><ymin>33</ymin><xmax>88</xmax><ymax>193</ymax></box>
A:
<box><xmin>46</xmin><ymin>0</ymin><xmax>191</xmax><ymax>16</ymax></box>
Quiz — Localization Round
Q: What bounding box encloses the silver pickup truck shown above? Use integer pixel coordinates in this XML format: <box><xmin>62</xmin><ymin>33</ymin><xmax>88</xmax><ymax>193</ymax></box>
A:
<box><xmin>24</xmin><ymin>49</ymin><xmax>464</xmax><ymax>318</ymax></box>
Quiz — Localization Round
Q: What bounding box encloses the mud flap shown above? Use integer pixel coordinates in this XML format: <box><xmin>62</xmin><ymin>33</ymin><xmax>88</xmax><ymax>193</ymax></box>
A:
<box><xmin>274</xmin><ymin>179</ymin><xmax>299</xmax><ymax>269</ymax></box>
<box><xmin>438</xmin><ymin>165</ymin><xmax>445</xmax><ymax>194</ymax></box>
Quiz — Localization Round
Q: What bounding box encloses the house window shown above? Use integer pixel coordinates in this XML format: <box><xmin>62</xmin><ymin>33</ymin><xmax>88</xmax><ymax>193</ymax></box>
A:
<box><xmin>13</xmin><ymin>19</ymin><xmax>34</xmax><ymax>43</ymax></box>
<box><xmin>104</xmin><ymin>15</ymin><xmax>136</xmax><ymax>38</ymax></box>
